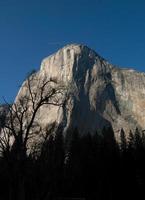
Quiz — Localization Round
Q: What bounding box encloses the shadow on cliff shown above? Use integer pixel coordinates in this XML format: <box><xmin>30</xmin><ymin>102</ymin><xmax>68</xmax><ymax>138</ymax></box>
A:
<box><xmin>97</xmin><ymin>81</ymin><xmax>121</xmax><ymax>115</ymax></box>
<box><xmin>69</xmin><ymin>52</ymin><xmax>114</xmax><ymax>133</ymax></box>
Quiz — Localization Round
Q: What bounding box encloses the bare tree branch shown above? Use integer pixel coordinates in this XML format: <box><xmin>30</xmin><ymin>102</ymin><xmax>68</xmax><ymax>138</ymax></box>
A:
<box><xmin>0</xmin><ymin>73</ymin><xmax>67</xmax><ymax>157</ymax></box>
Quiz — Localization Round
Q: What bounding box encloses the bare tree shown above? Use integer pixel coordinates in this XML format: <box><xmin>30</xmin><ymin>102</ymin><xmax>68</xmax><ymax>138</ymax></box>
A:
<box><xmin>0</xmin><ymin>72</ymin><xmax>68</xmax><ymax>200</ymax></box>
<box><xmin>0</xmin><ymin>72</ymin><xmax>66</xmax><ymax>158</ymax></box>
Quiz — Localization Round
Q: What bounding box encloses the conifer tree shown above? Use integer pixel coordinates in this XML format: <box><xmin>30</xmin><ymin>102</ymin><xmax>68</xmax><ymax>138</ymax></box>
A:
<box><xmin>134</xmin><ymin>128</ymin><xmax>142</xmax><ymax>150</ymax></box>
<box><xmin>120</xmin><ymin>128</ymin><xmax>127</xmax><ymax>153</ymax></box>
<box><xmin>128</xmin><ymin>130</ymin><xmax>135</xmax><ymax>150</ymax></box>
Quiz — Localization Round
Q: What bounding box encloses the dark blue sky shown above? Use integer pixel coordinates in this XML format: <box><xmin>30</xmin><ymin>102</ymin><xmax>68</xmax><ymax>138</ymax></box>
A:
<box><xmin>0</xmin><ymin>0</ymin><xmax>145</xmax><ymax>102</ymax></box>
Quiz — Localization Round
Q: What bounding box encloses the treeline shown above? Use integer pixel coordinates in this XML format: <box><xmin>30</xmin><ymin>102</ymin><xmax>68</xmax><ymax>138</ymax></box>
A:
<box><xmin>0</xmin><ymin>127</ymin><xmax>145</xmax><ymax>200</ymax></box>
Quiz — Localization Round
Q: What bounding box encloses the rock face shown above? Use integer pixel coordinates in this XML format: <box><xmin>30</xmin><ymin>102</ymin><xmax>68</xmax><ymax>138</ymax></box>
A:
<box><xmin>16</xmin><ymin>44</ymin><xmax>145</xmax><ymax>141</ymax></box>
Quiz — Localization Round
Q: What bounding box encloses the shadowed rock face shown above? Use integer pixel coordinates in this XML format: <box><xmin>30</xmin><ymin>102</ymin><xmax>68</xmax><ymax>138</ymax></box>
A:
<box><xmin>16</xmin><ymin>44</ymin><xmax>145</xmax><ymax>140</ymax></box>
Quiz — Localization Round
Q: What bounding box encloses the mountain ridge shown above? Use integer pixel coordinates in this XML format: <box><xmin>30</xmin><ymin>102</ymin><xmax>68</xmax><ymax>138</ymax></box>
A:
<box><xmin>41</xmin><ymin>43</ymin><xmax>145</xmax><ymax>74</ymax></box>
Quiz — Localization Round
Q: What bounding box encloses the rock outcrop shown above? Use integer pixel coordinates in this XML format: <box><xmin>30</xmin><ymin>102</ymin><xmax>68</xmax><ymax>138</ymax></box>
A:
<box><xmin>15</xmin><ymin>44</ymin><xmax>145</xmax><ymax>141</ymax></box>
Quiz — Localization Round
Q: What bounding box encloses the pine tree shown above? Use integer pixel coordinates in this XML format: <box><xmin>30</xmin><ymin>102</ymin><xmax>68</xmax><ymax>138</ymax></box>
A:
<box><xmin>128</xmin><ymin>130</ymin><xmax>135</xmax><ymax>150</ymax></box>
<box><xmin>134</xmin><ymin>128</ymin><xmax>142</xmax><ymax>150</ymax></box>
<box><xmin>120</xmin><ymin>128</ymin><xmax>127</xmax><ymax>153</ymax></box>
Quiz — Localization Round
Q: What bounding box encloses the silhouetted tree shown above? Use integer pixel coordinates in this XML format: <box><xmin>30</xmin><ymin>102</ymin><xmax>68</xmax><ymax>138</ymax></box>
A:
<box><xmin>128</xmin><ymin>130</ymin><xmax>135</xmax><ymax>151</ymax></box>
<box><xmin>134</xmin><ymin>128</ymin><xmax>143</xmax><ymax>150</ymax></box>
<box><xmin>120</xmin><ymin>128</ymin><xmax>127</xmax><ymax>153</ymax></box>
<box><xmin>0</xmin><ymin>74</ymin><xmax>67</xmax><ymax>200</ymax></box>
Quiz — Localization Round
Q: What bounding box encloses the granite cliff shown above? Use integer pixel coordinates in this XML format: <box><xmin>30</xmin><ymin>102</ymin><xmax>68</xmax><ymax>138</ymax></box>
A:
<box><xmin>15</xmin><ymin>44</ymin><xmax>145</xmax><ymax>142</ymax></box>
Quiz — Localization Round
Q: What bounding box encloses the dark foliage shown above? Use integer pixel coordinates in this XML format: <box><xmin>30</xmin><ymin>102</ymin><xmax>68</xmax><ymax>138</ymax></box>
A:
<box><xmin>0</xmin><ymin>127</ymin><xmax>145</xmax><ymax>200</ymax></box>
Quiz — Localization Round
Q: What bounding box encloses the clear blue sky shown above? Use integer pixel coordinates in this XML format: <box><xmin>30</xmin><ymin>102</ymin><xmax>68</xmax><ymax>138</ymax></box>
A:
<box><xmin>0</xmin><ymin>0</ymin><xmax>145</xmax><ymax>102</ymax></box>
